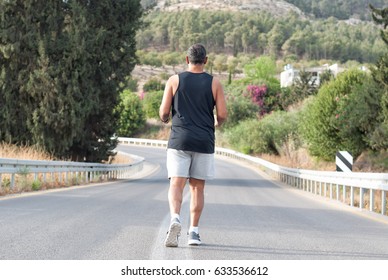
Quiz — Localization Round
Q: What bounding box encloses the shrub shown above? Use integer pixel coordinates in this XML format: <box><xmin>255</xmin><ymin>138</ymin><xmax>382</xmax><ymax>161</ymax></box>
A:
<box><xmin>115</xmin><ymin>90</ymin><xmax>146</xmax><ymax>137</ymax></box>
<box><xmin>337</xmin><ymin>76</ymin><xmax>384</xmax><ymax>151</ymax></box>
<box><xmin>225</xmin><ymin>110</ymin><xmax>301</xmax><ymax>155</ymax></box>
<box><xmin>142</xmin><ymin>90</ymin><xmax>164</xmax><ymax>119</ymax></box>
<box><xmin>224</xmin><ymin>93</ymin><xmax>258</xmax><ymax>129</ymax></box>
<box><xmin>143</xmin><ymin>78</ymin><xmax>165</xmax><ymax>92</ymax></box>
<box><xmin>299</xmin><ymin>69</ymin><xmax>368</xmax><ymax>161</ymax></box>
<box><xmin>31</xmin><ymin>180</ymin><xmax>42</xmax><ymax>191</ymax></box>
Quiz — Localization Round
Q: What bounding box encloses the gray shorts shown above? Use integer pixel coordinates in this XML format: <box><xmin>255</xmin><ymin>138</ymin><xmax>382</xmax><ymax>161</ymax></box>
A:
<box><xmin>166</xmin><ymin>149</ymin><xmax>215</xmax><ymax>180</ymax></box>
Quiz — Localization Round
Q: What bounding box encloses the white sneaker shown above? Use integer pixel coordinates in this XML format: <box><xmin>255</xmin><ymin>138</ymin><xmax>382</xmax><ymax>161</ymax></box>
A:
<box><xmin>188</xmin><ymin>231</ymin><xmax>201</xmax><ymax>246</ymax></box>
<box><xmin>164</xmin><ymin>218</ymin><xmax>181</xmax><ymax>247</ymax></box>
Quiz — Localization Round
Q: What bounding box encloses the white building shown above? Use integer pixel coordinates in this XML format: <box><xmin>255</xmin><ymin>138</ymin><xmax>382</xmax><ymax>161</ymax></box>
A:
<box><xmin>280</xmin><ymin>63</ymin><xmax>343</xmax><ymax>88</ymax></box>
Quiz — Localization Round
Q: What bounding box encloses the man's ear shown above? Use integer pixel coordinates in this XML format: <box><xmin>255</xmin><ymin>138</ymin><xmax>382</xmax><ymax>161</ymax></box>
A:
<box><xmin>204</xmin><ymin>56</ymin><xmax>208</xmax><ymax>65</ymax></box>
<box><xmin>186</xmin><ymin>56</ymin><xmax>190</xmax><ymax>64</ymax></box>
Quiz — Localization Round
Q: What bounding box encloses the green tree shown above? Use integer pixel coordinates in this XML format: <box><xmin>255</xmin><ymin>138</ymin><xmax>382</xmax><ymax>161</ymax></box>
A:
<box><xmin>300</xmin><ymin>69</ymin><xmax>367</xmax><ymax>161</ymax></box>
<box><xmin>368</xmin><ymin>4</ymin><xmax>388</xmax><ymax>149</ymax></box>
<box><xmin>337</xmin><ymin>77</ymin><xmax>384</xmax><ymax>154</ymax></box>
<box><xmin>115</xmin><ymin>90</ymin><xmax>146</xmax><ymax>137</ymax></box>
<box><xmin>0</xmin><ymin>0</ymin><xmax>144</xmax><ymax>162</ymax></box>
<box><xmin>0</xmin><ymin>0</ymin><xmax>41</xmax><ymax>144</ymax></box>
<box><xmin>243</xmin><ymin>56</ymin><xmax>282</xmax><ymax>113</ymax></box>
<box><xmin>213</xmin><ymin>54</ymin><xmax>228</xmax><ymax>74</ymax></box>
<box><xmin>290</xmin><ymin>70</ymin><xmax>318</xmax><ymax>100</ymax></box>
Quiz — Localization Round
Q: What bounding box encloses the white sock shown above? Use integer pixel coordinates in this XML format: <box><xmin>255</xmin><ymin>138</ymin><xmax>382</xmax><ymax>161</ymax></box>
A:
<box><xmin>189</xmin><ymin>226</ymin><xmax>199</xmax><ymax>234</ymax></box>
<box><xmin>171</xmin><ymin>213</ymin><xmax>180</xmax><ymax>222</ymax></box>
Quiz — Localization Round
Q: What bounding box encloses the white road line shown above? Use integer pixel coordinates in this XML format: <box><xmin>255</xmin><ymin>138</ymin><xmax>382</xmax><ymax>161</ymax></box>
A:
<box><xmin>150</xmin><ymin>189</ymin><xmax>193</xmax><ymax>260</ymax></box>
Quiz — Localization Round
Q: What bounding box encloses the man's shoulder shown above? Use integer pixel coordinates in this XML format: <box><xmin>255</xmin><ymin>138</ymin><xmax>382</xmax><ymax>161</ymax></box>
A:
<box><xmin>168</xmin><ymin>74</ymin><xmax>179</xmax><ymax>83</ymax></box>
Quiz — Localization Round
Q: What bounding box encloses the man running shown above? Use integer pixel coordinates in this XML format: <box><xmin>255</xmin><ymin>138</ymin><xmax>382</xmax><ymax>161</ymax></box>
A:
<box><xmin>159</xmin><ymin>43</ymin><xmax>227</xmax><ymax>247</ymax></box>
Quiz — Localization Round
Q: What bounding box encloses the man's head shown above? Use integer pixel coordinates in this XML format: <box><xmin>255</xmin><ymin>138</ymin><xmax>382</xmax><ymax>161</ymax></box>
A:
<box><xmin>187</xmin><ymin>43</ymin><xmax>207</xmax><ymax>65</ymax></box>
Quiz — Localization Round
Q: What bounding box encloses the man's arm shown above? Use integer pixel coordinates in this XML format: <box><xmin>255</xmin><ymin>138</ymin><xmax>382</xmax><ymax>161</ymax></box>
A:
<box><xmin>159</xmin><ymin>75</ymin><xmax>178</xmax><ymax>123</ymax></box>
<box><xmin>212</xmin><ymin>77</ymin><xmax>227</xmax><ymax>127</ymax></box>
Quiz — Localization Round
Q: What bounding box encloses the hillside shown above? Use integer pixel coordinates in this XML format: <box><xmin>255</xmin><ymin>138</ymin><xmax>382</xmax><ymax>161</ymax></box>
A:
<box><xmin>141</xmin><ymin>0</ymin><xmax>387</xmax><ymax>21</ymax></box>
<box><xmin>152</xmin><ymin>0</ymin><xmax>305</xmax><ymax>18</ymax></box>
<box><xmin>141</xmin><ymin>0</ymin><xmax>386</xmax><ymax>20</ymax></box>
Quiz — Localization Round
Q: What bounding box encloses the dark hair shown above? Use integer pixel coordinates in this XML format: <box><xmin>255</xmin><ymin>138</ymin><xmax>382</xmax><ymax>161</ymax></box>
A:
<box><xmin>187</xmin><ymin>43</ymin><xmax>207</xmax><ymax>64</ymax></box>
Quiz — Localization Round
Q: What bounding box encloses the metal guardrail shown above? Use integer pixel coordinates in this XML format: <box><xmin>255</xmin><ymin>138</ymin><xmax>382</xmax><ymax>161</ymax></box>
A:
<box><xmin>0</xmin><ymin>152</ymin><xmax>144</xmax><ymax>191</ymax></box>
<box><xmin>118</xmin><ymin>137</ymin><xmax>388</xmax><ymax>216</ymax></box>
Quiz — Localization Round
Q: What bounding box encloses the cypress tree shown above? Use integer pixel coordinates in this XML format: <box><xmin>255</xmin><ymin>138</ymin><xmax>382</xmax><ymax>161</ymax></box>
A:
<box><xmin>0</xmin><ymin>0</ymin><xmax>41</xmax><ymax>144</ymax></box>
<box><xmin>1</xmin><ymin>0</ymin><xmax>143</xmax><ymax>162</ymax></box>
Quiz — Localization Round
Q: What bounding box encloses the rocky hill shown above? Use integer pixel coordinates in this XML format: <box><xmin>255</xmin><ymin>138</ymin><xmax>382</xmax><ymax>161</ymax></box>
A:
<box><xmin>142</xmin><ymin>0</ymin><xmax>385</xmax><ymax>20</ymax></box>
<box><xmin>149</xmin><ymin>0</ymin><xmax>305</xmax><ymax>17</ymax></box>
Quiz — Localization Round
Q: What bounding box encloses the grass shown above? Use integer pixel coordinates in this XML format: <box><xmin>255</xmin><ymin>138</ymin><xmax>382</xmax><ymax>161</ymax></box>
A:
<box><xmin>0</xmin><ymin>142</ymin><xmax>54</xmax><ymax>161</ymax></box>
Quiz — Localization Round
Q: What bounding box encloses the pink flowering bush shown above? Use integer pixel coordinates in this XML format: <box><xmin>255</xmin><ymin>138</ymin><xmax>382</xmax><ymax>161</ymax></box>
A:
<box><xmin>246</xmin><ymin>84</ymin><xmax>281</xmax><ymax>117</ymax></box>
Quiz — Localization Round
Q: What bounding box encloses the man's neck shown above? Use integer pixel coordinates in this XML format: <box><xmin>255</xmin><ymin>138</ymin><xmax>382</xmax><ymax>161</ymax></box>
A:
<box><xmin>188</xmin><ymin>63</ymin><xmax>205</xmax><ymax>73</ymax></box>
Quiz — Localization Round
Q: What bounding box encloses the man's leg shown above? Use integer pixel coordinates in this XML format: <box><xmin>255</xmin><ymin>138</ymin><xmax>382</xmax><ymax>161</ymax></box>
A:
<box><xmin>168</xmin><ymin>177</ymin><xmax>187</xmax><ymax>216</ymax></box>
<box><xmin>188</xmin><ymin>178</ymin><xmax>205</xmax><ymax>245</ymax></box>
<box><xmin>189</xmin><ymin>178</ymin><xmax>205</xmax><ymax>226</ymax></box>
<box><xmin>165</xmin><ymin>177</ymin><xmax>186</xmax><ymax>247</ymax></box>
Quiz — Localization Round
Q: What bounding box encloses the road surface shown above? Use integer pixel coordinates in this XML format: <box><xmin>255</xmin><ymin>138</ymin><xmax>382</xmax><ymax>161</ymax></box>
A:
<box><xmin>1</xmin><ymin>145</ymin><xmax>388</xmax><ymax>260</ymax></box>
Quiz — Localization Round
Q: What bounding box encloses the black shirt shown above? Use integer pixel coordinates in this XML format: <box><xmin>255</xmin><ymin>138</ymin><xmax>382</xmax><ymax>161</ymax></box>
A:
<box><xmin>167</xmin><ymin>71</ymin><xmax>215</xmax><ymax>153</ymax></box>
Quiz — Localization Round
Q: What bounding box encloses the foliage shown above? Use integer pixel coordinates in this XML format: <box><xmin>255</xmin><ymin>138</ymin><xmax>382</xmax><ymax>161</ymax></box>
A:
<box><xmin>279</xmin><ymin>70</ymin><xmax>319</xmax><ymax>109</ymax></box>
<box><xmin>0</xmin><ymin>0</ymin><xmax>144</xmax><ymax>162</ymax></box>
<box><xmin>292</xmin><ymin>70</ymin><xmax>318</xmax><ymax>97</ymax></box>
<box><xmin>136</xmin><ymin>10</ymin><xmax>384</xmax><ymax>62</ymax></box>
<box><xmin>285</xmin><ymin>0</ymin><xmax>385</xmax><ymax>20</ymax></box>
<box><xmin>368</xmin><ymin>4</ymin><xmax>388</xmax><ymax>150</ymax></box>
<box><xmin>246</xmin><ymin>85</ymin><xmax>269</xmax><ymax>117</ymax></box>
<box><xmin>123</xmin><ymin>76</ymin><xmax>139</xmax><ymax>92</ymax></box>
<box><xmin>370</xmin><ymin>4</ymin><xmax>388</xmax><ymax>44</ymax></box>
<box><xmin>243</xmin><ymin>57</ymin><xmax>282</xmax><ymax>114</ymax></box>
<box><xmin>225</xmin><ymin>110</ymin><xmax>301</xmax><ymax>155</ymax></box>
<box><xmin>143</xmin><ymin>78</ymin><xmax>165</xmax><ymax>92</ymax></box>
<box><xmin>299</xmin><ymin>69</ymin><xmax>368</xmax><ymax>161</ymax></box>
<box><xmin>31</xmin><ymin>180</ymin><xmax>42</xmax><ymax>191</ymax></box>
<box><xmin>223</xmin><ymin>92</ymin><xmax>258</xmax><ymax>129</ymax></box>
<box><xmin>336</xmin><ymin>77</ymin><xmax>384</xmax><ymax>153</ymax></box>
<box><xmin>137</xmin><ymin>50</ymin><xmax>163</xmax><ymax>67</ymax></box>
<box><xmin>244</xmin><ymin>56</ymin><xmax>278</xmax><ymax>85</ymax></box>
<box><xmin>142</xmin><ymin>90</ymin><xmax>164</xmax><ymax>119</ymax></box>
<box><xmin>115</xmin><ymin>90</ymin><xmax>146</xmax><ymax>137</ymax></box>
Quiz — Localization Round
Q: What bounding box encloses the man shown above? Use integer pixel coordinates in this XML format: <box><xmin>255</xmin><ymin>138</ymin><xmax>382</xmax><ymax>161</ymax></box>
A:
<box><xmin>159</xmin><ymin>43</ymin><xmax>227</xmax><ymax>247</ymax></box>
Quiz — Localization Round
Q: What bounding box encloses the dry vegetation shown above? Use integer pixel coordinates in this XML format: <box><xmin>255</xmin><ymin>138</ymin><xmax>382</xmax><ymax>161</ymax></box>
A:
<box><xmin>0</xmin><ymin>142</ymin><xmax>132</xmax><ymax>196</ymax></box>
<box><xmin>0</xmin><ymin>142</ymin><xmax>54</xmax><ymax>161</ymax></box>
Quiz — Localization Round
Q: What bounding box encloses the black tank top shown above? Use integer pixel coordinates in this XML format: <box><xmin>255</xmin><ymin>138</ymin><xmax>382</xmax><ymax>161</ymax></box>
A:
<box><xmin>167</xmin><ymin>71</ymin><xmax>215</xmax><ymax>153</ymax></box>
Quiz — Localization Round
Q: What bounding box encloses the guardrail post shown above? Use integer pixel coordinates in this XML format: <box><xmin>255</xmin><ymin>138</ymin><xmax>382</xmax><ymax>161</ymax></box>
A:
<box><xmin>51</xmin><ymin>172</ymin><xmax>54</xmax><ymax>187</ymax></box>
<box><xmin>370</xmin><ymin>189</ymin><xmax>374</xmax><ymax>212</ymax></box>
<box><xmin>11</xmin><ymin>174</ymin><xmax>15</xmax><ymax>189</ymax></box>
<box><xmin>322</xmin><ymin>182</ymin><xmax>325</xmax><ymax>196</ymax></box>
<box><xmin>336</xmin><ymin>184</ymin><xmax>339</xmax><ymax>200</ymax></box>
<box><xmin>350</xmin><ymin>186</ymin><xmax>354</xmax><ymax>207</ymax></box>
<box><xmin>382</xmin><ymin>190</ymin><xmax>386</xmax><ymax>215</ymax></box>
<box><xmin>360</xmin><ymin>188</ymin><xmax>364</xmax><ymax>209</ymax></box>
<box><xmin>343</xmin><ymin>186</ymin><xmax>346</xmax><ymax>203</ymax></box>
<box><xmin>329</xmin><ymin>183</ymin><xmax>333</xmax><ymax>199</ymax></box>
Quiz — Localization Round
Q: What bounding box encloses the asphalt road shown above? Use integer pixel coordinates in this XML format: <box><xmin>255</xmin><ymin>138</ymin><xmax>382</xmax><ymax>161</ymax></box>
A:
<box><xmin>1</xmin><ymin>144</ymin><xmax>388</xmax><ymax>260</ymax></box>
